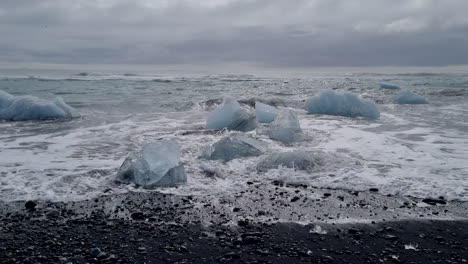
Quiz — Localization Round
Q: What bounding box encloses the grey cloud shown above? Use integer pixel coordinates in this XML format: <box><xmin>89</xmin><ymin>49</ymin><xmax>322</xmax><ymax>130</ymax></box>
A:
<box><xmin>0</xmin><ymin>0</ymin><xmax>467</xmax><ymax>66</ymax></box>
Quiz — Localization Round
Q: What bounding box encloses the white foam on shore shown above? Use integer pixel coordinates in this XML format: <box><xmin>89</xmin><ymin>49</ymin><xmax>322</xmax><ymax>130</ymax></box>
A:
<box><xmin>0</xmin><ymin>100</ymin><xmax>467</xmax><ymax>202</ymax></box>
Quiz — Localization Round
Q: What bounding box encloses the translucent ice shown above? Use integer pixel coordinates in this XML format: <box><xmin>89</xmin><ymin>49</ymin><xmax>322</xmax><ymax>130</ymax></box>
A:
<box><xmin>255</xmin><ymin>101</ymin><xmax>278</xmax><ymax>123</ymax></box>
<box><xmin>0</xmin><ymin>90</ymin><xmax>14</xmax><ymax>108</ymax></box>
<box><xmin>201</xmin><ymin>133</ymin><xmax>268</xmax><ymax>162</ymax></box>
<box><xmin>206</xmin><ymin>97</ymin><xmax>257</xmax><ymax>132</ymax></box>
<box><xmin>0</xmin><ymin>90</ymin><xmax>79</xmax><ymax>121</ymax></box>
<box><xmin>394</xmin><ymin>90</ymin><xmax>428</xmax><ymax>104</ymax></box>
<box><xmin>306</xmin><ymin>90</ymin><xmax>380</xmax><ymax>120</ymax></box>
<box><xmin>257</xmin><ymin>151</ymin><xmax>321</xmax><ymax>172</ymax></box>
<box><xmin>267</xmin><ymin>109</ymin><xmax>303</xmax><ymax>143</ymax></box>
<box><xmin>379</xmin><ymin>82</ymin><xmax>400</xmax><ymax>89</ymax></box>
<box><xmin>116</xmin><ymin>141</ymin><xmax>187</xmax><ymax>186</ymax></box>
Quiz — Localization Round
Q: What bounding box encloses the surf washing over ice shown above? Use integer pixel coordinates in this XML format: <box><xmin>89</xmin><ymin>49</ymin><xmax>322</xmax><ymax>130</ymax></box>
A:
<box><xmin>0</xmin><ymin>66</ymin><xmax>467</xmax><ymax>202</ymax></box>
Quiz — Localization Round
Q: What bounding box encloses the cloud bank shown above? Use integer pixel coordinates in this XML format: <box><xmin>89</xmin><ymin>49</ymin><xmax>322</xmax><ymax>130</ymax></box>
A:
<box><xmin>1</xmin><ymin>0</ymin><xmax>467</xmax><ymax>66</ymax></box>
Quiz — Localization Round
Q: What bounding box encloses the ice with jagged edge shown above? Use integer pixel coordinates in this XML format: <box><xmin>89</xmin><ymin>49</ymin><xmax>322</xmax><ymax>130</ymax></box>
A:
<box><xmin>116</xmin><ymin>141</ymin><xmax>187</xmax><ymax>186</ymax></box>
<box><xmin>0</xmin><ymin>90</ymin><xmax>79</xmax><ymax>121</ymax></box>
<box><xmin>200</xmin><ymin>133</ymin><xmax>268</xmax><ymax>162</ymax></box>
<box><xmin>379</xmin><ymin>82</ymin><xmax>400</xmax><ymax>89</ymax></box>
<box><xmin>206</xmin><ymin>97</ymin><xmax>256</xmax><ymax>132</ymax></box>
<box><xmin>257</xmin><ymin>151</ymin><xmax>322</xmax><ymax>172</ymax></box>
<box><xmin>394</xmin><ymin>90</ymin><xmax>428</xmax><ymax>104</ymax></box>
<box><xmin>255</xmin><ymin>101</ymin><xmax>278</xmax><ymax>123</ymax></box>
<box><xmin>306</xmin><ymin>90</ymin><xmax>380</xmax><ymax>120</ymax></box>
<box><xmin>267</xmin><ymin>109</ymin><xmax>303</xmax><ymax>143</ymax></box>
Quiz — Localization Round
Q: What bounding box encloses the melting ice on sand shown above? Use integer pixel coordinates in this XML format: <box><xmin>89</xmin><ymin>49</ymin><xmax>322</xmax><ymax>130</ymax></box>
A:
<box><xmin>206</xmin><ymin>97</ymin><xmax>257</xmax><ymax>132</ymax></box>
<box><xmin>306</xmin><ymin>90</ymin><xmax>380</xmax><ymax>120</ymax></box>
<box><xmin>394</xmin><ymin>90</ymin><xmax>428</xmax><ymax>104</ymax></box>
<box><xmin>200</xmin><ymin>133</ymin><xmax>268</xmax><ymax>162</ymax></box>
<box><xmin>267</xmin><ymin>109</ymin><xmax>303</xmax><ymax>143</ymax></box>
<box><xmin>255</xmin><ymin>101</ymin><xmax>278</xmax><ymax>123</ymax></box>
<box><xmin>0</xmin><ymin>90</ymin><xmax>79</xmax><ymax>121</ymax></box>
<box><xmin>116</xmin><ymin>141</ymin><xmax>187</xmax><ymax>186</ymax></box>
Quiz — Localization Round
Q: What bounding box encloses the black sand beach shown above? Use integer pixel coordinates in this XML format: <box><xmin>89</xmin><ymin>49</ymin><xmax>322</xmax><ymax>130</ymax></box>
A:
<box><xmin>1</xmin><ymin>183</ymin><xmax>467</xmax><ymax>263</ymax></box>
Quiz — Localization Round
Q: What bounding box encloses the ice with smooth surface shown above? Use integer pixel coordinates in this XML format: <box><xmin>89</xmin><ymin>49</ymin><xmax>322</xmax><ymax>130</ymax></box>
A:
<box><xmin>379</xmin><ymin>82</ymin><xmax>401</xmax><ymax>89</ymax></box>
<box><xmin>206</xmin><ymin>97</ymin><xmax>256</xmax><ymax>132</ymax></box>
<box><xmin>116</xmin><ymin>141</ymin><xmax>187</xmax><ymax>186</ymax></box>
<box><xmin>257</xmin><ymin>151</ymin><xmax>322</xmax><ymax>172</ymax></box>
<box><xmin>306</xmin><ymin>90</ymin><xmax>380</xmax><ymax>120</ymax></box>
<box><xmin>201</xmin><ymin>133</ymin><xmax>268</xmax><ymax>162</ymax></box>
<box><xmin>267</xmin><ymin>109</ymin><xmax>303</xmax><ymax>143</ymax></box>
<box><xmin>255</xmin><ymin>101</ymin><xmax>278</xmax><ymax>123</ymax></box>
<box><xmin>394</xmin><ymin>90</ymin><xmax>428</xmax><ymax>104</ymax></box>
<box><xmin>0</xmin><ymin>90</ymin><xmax>79</xmax><ymax>121</ymax></box>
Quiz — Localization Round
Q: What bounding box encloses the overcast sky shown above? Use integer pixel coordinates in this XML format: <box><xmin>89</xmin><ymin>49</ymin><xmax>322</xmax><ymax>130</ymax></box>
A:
<box><xmin>1</xmin><ymin>0</ymin><xmax>468</xmax><ymax>67</ymax></box>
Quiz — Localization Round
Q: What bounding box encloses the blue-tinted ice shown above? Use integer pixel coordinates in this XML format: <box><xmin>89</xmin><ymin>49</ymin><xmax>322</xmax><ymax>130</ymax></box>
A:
<box><xmin>306</xmin><ymin>90</ymin><xmax>380</xmax><ymax>120</ymax></box>
<box><xmin>379</xmin><ymin>82</ymin><xmax>400</xmax><ymax>89</ymax></box>
<box><xmin>394</xmin><ymin>90</ymin><xmax>428</xmax><ymax>104</ymax></box>
<box><xmin>206</xmin><ymin>97</ymin><xmax>256</xmax><ymax>132</ymax></box>
<box><xmin>257</xmin><ymin>151</ymin><xmax>321</xmax><ymax>172</ymax></box>
<box><xmin>267</xmin><ymin>109</ymin><xmax>303</xmax><ymax>143</ymax></box>
<box><xmin>201</xmin><ymin>133</ymin><xmax>267</xmax><ymax>162</ymax></box>
<box><xmin>116</xmin><ymin>141</ymin><xmax>187</xmax><ymax>186</ymax></box>
<box><xmin>0</xmin><ymin>90</ymin><xmax>79</xmax><ymax>121</ymax></box>
<box><xmin>255</xmin><ymin>101</ymin><xmax>278</xmax><ymax>123</ymax></box>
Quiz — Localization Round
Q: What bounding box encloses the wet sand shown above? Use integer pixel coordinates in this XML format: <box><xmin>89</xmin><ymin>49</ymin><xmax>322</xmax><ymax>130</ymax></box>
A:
<box><xmin>1</xmin><ymin>182</ymin><xmax>467</xmax><ymax>263</ymax></box>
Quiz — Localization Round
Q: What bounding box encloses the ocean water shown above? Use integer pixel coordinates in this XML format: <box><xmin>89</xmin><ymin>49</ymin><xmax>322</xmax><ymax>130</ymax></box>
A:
<box><xmin>0</xmin><ymin>65</ymin><xmax>467</xmax><ymax>202</ymax></box>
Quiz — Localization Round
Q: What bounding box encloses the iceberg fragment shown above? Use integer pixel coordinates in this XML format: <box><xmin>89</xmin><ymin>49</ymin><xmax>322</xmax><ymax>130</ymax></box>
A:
<box><xmin>306</xmin><ymin>90</ymin><xmax>380</xmax><ymax>120</ymax></box>
<box><xmin>0</xmin><ymin>90</ymin><xmax>14</xmax><ymax>108</ymax></box>
<box><xmin>255</xmin><ymin>101</ymin><xmax>278</xmax><ymax>123</ymax></box>
<box><xmin>267</xmin><ymin>109</ymin><xmax>303</xmax><ymax>143</ymax></box>
<box><xmin>200</xmin><ymin>133</ymin><xmax>268</xmax><ymax>162</ymax></box>
<box><xmin>257</xmin><ymin>151</ymin><xmax>321</xmax><ymax>172</ymax></box>
<box><xmin>116</xmin><ymin>141</ymin><xmax>187</xmax><ymax>186</ymax></box>
<box><xmin>206</xmin><ymin>97</ymin><xmax>256</xmax><ymax>132</ymax></box>
<box><xmin>0</xmin><ymin>90</ymin><xmax>79</xmax><ymax>121</ymax></box>
<box><xmin>394</xmin><ymin>90</ymin><xmax>428</xmax><ymax>104</ymax></box>
<box><xmin>379</xmin><ymin>82</ymin><xmax>400</xmax><ymax>89</ymax></box>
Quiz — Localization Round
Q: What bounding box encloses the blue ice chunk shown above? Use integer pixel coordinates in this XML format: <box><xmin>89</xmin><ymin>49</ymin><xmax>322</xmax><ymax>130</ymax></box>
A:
<box><xmin>267</xmin><ymin>109</ymin><xmax>303</xmax><ymax>143</ymax></box>
<box><xmin>257</xmin><ymin>151</ymin><xmax>322</xmax><ymax>172</ymax></box>
<box><xmin>306</xmin><ymin>90</ymin><xmax>380</xmax><ymax>120</ymax></box>
<box><xmin>116</xmin><ymin>141</ymin><xmax>187</xmax><ymax>186</ymax></box>
<box><xmin>255</xmin><ymin>101</ymin><xmax>278</xmax><ymax>123</ymax></box>
<box><xmin>394</xmin><ymin>90</ymin><xmax>428</xmax><ymax>104</ymax></box>
<box><xmin>0</xmin><ymin>90</ymin><xmax>79</xmax><ymax>121</ymax></box>
<box><xmin>201</xmin><ymin>133</ymin><xmax>268</xmax><ymax>162</ymax></box>
<box><xmin>0</xmin><ymin>90</ymin><xmax>14</xmax><ymax>108</ymax></box>
<box><xmin>379</xmin><ymin>82</ymin><xmax>400</xmax><ymax>89</ymax></box>
<box><xmin>206</xmin><ymin>97</ymin><xmax>256</xmax><ymax>132</ymax></box>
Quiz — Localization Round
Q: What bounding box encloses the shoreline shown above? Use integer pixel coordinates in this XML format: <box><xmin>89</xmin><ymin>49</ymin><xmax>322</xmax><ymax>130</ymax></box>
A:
<box><xmin>1</xmin><ymin>183</ymin><xmax>467</xmax><ymax>263</ymax></box>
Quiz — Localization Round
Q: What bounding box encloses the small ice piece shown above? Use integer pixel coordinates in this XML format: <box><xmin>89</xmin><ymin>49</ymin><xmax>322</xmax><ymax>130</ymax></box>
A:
<box><xmin>379</xmin><ymin>82</ymin><xmax>400</xmax><ymax>89</ymax></box>
<box><xmin>306</xmin><ymin>90</ymin><xmax>380</xmax><ymax>120</ymax></box>
<box><xmin>200</xmin><ymin>133</ymin><xmax>268</xmax><ymax>162</ymax></box>
<box><xmin>255</xmin><ymin>101</ymin><xmax>278</xmax><ymax>123</ymax></box>
<box><xmin>257</xmin><ymin>151</ymin><xmax>321</xmax><ymax>172</ymax></box>
<box><xmin>394</xmin><ymin>90</ymin><xmax>428</xmax><ymax>104</ymax></box>
<box><xmin>0</xmin><ymin>90</ymin><xmax>79</xmax><ymax>121</ymax></box>
<box><xmin>267</xmin><ymin>109</ymin><xmax>303</xmax><ymax>143</ymax></box>
<box><xmin>310</xmin><ymin>225</ymin><xmax>327</xmax><ymax>235</ymax></box>
<box><xmin>206</xmin><ymin>97</ymin><xmax>257</xmax><ymax>132</ymax></box>
<box><xmin>116</xmin><ymin>141</ymin><xmax>187</xmax><ymax>186</ymax></box>
<box><xmin>200</xmin><ymin>164</ymin><xmax>226</xmax><ymax>179</ymax></box>
<box><xmin>404</xmin><ymin>243</ymin><xmax>419</xmax><ymax>251</ymax></box>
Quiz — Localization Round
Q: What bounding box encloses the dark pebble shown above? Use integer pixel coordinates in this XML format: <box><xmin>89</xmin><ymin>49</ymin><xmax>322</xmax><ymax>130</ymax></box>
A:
<box><xmin>130</xmin><ymin>212</ymin><xmax>145</xmax><ymax>220</ymax></box>
<box><xmin>25</xmin><ymin>201</ymin><xmax>37</xmax><ymax>210</ymax></box>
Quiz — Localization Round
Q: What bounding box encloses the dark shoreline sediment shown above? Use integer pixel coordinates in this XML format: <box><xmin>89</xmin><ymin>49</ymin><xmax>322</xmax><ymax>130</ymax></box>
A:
<box><xmin>1</xmin><ymin>184</ymin><xmax>467</xmax><ymax>263</ymax></box>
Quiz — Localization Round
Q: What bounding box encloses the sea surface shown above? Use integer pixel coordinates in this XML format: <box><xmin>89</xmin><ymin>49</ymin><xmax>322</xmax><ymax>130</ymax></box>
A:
<box><xmin>0</xmin><ymin>65</ymin><xmax>467</xmax><ymax>202</ymax></box>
